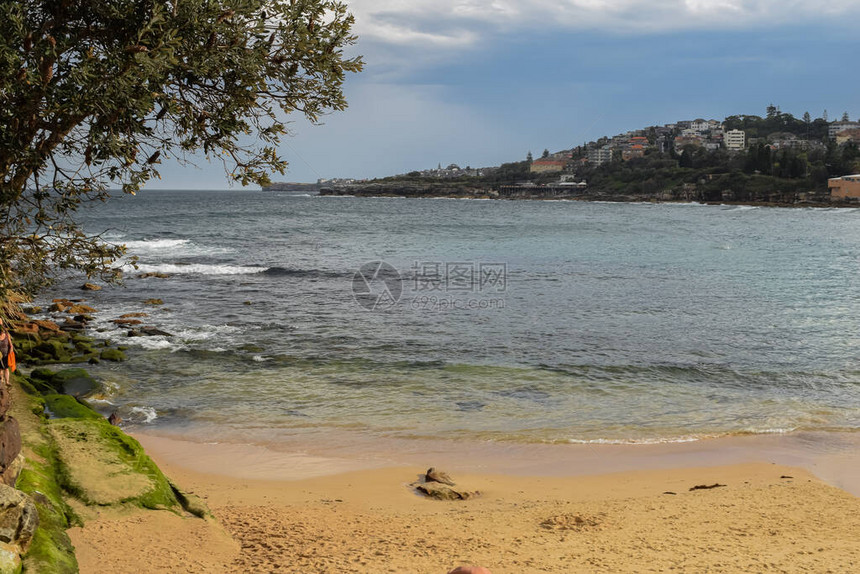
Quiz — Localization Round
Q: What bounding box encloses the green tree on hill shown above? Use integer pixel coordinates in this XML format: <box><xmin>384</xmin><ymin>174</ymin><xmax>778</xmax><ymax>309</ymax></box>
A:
<box><xmin>0</xmin><ymin>0</ymin><xmax>362</xmax><ymax>302</ymax></box>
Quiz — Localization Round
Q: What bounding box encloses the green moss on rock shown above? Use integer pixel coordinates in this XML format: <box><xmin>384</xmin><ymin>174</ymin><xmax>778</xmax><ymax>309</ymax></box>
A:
<box><xmin>50</xmin><ymin>369</ymin><xmax>100</xmax><ymax>398</ymax></box>
<box><xmin>11</xmin><ymin>337</ymin><xmax>40</xmax><ymax>360</ymax></box>
<box><xmin>14</xmin><ymin>375</ymin><xmax>40</xmax><ymax>398</ymax></box>
<box><xmin>43</xmin><ymin>395</ymin><xmax>103</xmax><ymax>421</ymax></box>
<box><xmin>27</xmin><ymin>369</ymin><xmax>55</xmax><ymax>384</ymax></box>
<box><xmin>72</xmin><ymin>341</ymin><xmax>96</xmax><ymax>355</ymax></box>
<box><xmin>16</xmin><ymin>464</ymin><xmax>79</xmax><ymax>574</ymax></box>
<box><xmin>14</xmin><ymin>397</ymin><xmax>80</xmax><ymax>574</ymax></box>
<box><xmin>48</xmin><ymin>419</ymin><xmax>180</xmax><ymax>511</ymax></box>
<box><xmin>168</xmin><ymin>480</ymin><xmax>213</xmax><ymax>519</ymax></box>
<box><xmin>23</xmin><ymin>369</ymin><xmax>56</xmax><ymax>396</ymax></box>
<box><xmin>98</xmin><ymin>349</ymin><xmax>126</xmax><ymax>362</ymax></box>
<box><xmin>33</xmin><ymin>340</ymin><xmax>73</xmax><ymax>364</ymax></box>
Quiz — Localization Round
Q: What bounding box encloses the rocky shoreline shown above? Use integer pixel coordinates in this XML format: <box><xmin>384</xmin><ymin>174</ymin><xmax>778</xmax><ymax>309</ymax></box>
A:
<box><xmin>320</xmin><ymin>182</ymin><xmax>495</xmax><ymax>199</ymax></box>
<box><xmin>319</xmin><ymin>182</ymin><xmax>851</xmax><ymax>207</ymax></box>
<box><xmin>1</xmin><ymin>297</ymin><xmax>203</xmax><ymax>572</ymax></box>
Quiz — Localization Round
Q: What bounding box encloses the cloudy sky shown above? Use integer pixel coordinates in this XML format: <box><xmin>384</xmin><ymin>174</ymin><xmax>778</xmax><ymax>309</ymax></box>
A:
<box><xmin>156</xmin><ymin>0</ymin><xmax>860</xmax><ymax>188</ymax></box>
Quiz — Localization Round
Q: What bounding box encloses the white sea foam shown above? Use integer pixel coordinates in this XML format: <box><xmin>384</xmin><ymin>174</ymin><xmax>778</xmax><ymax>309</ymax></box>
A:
<box><xmin>743</xmin><ymin>427</ymin><xmax>796</xmax><ymax>435</ymax></box>
<box><xmin>171</xmin><ymin>324</ymin><xmax>242</xmax><ymax>342</ymax></box>
<box><xmin>130</xmin><ymin>406</ymin><xmax>158</xmax><ymax>424</ymax></box>
<box><xmin>131</xmin><ymin>263</ymin><xmax>266</xmax><ymax>276</ymax></box>
<box><xmin>565</xmin><ymin>427</ymin><xmax>799</xmax><ymax>445</ymax></box>
<box><xmin>252</xmin><ymin>355</ymin><xmax>269</xmax><ymax>362</ymax></box>
<box><xmin>121</xmin><ymin>238</ymin><xmax>235</xmax><ymax>258</ymax></box>
<box><xmin>566</xmin><ymin>436</ymin><xmax>703</xmax><ymax>445</ymax></box>
<box><xmin>124</xmin><ymin>238</ymin><xmax>190</xmax><ymax>250</ymax></box>
<box><xmin>122</xmin><ymin>337</ymin><xmax>179</xmax><ymax>351</ymax></box>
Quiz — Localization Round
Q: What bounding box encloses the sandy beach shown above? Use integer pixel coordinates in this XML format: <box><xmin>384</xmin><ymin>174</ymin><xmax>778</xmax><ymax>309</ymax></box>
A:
<box><xmin>67</xmin><ymin>432</ymin><xmax>860</xmax><ymax>573</ymax></box>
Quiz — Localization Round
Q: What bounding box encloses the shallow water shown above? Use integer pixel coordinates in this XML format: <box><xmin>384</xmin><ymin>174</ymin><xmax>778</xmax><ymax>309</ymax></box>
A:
<box><xmin>45</xmin><ymin>190</ymin><xmax>860</xmax><ymax>445</ymax></box>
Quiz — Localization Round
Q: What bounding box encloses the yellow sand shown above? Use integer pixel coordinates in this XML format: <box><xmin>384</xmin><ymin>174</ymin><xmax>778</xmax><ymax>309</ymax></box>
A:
<box><xmin>67</xmin><ymin>433</ymin><xmax>860</xmax><ymax>573</ymax></box>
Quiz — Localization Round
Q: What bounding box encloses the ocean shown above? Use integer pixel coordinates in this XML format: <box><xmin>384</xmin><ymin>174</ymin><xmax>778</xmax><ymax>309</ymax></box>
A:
<box><xmin>44</xmin><ymin>190</ymin><xmax>860</xmax><ymax>447</ymax></box>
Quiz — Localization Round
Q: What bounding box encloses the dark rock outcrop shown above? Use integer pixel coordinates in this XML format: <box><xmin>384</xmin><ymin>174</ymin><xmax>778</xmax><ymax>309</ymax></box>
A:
<box><xmin>425</xmin><ymin>467</ymin><xmax>455</xmax><ymax>486</ymax></box>
<box><xmin>415</xmin><ymin>482</ymin><xmax>478</xmax><ymax>501</ymax></box>
<box><xmin>0</xmin><ymin>419</ymin><xmax>21</xmax><ymax>482</ymax></box>
<box><xmin>411</xmin><ymin>467</ymin><xmax>480</xmax><ymax>500</ymax></box>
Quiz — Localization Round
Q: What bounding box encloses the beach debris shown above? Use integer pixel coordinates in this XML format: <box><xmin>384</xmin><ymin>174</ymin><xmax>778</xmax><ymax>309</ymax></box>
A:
<box><xmin>780</xmin><ymin>475</ymin><xmax>794</xmax><ymax>479</ymax></box>
<box><xmin>540</xmin><ymin>513</ymin><xmax>604</xmax><ymax>531</ymax></box>
<box><xmin>144</xmin><ymin>298</ymin><xmax>164</xmax><ymax>305</ymax></box>
<box><xmin>81</xmin><ymin>283</ymin><xmax>102</xmax><ymax>291</ymax></box>
<box><xmin>662</xmin><ymin>491</ymin><xmax>677</xmax><ymax>495</ymax></box>
<box><xmin>425</xmin><ymin>467</ymin><xmax>455</xmax><ymax>486</ymax></box>
<box><xmin>107</xmin><ymin>412</ymin><xmax>122</xmax><ymax>426</ymax></box>
<box><xmin>448</xmin><ymin>567</ymin><xmax>493</xmax><ymax>574</ymax></box>
<box><xmin>689</xmin><ymin>483</ymin><xmax>726</xmax><ymax>491</ymax></box>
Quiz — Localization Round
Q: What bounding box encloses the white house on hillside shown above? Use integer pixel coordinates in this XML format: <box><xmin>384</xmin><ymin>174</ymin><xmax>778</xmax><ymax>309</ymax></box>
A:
<box><xmin>725</xmin><ymin>129</ymin><xmax>746</xmax><ymax>150</ymax></box>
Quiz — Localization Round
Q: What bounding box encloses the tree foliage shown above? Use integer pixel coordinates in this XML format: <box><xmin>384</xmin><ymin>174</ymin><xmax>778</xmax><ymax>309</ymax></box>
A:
<box><xmin>0</xmin><ymin>0</ymin><xmax>362</xmax><ymax>299</ymax></box>
<box><xmin>723</xmin><ymin>106</ymin><xmax>830</xmax><ymax>142</ymax></box>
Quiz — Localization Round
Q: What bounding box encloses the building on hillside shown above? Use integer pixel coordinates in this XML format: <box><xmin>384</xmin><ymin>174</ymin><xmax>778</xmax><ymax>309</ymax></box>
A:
<box><xmin>835</xmin><ymin>129</ymin><xmax>860</xmax><ymax>145</ymax></box>
<box><xmin>587</xmin><ymin>146</ymin><xmax>613</xmax><ymax>165</ymax></box>
<box><xmin>529</xmin><ymin>158</ymin><xmax>566</xmax><ymax>173</ymax></box>
<box><xmin>622</xmin><ymin>145</ymin><xmax>645</xmax><ymax>160</ymax></box>
<box><xmin>768</xmin><ymin>132</ymin><xmax>801</xmax><ymax>150</ymax></box>
<box><xmin>828</xmin><ymin>121</ymin><xmax>860</xmax><ymax>140</ymax></box>
<box><xmin>725</xmin><ymin>129</ymin><xmax>746</xmax><ymax>150</ymax></box>
<box><xmin>829</xmin><ymin>175</ymin><xmax>860</xmax><ymax>200</ymax></box>
<box><xmin>674</xmin><ymin>136</ymin><xmax>703</xmax><ymax>153</ymax></box>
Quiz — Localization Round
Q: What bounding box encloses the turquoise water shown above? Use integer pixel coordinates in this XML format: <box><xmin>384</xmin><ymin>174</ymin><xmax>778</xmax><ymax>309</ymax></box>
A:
<box><xmin>49</xmin><ymin>190</ymin><xmax>860</xmax><ymax>444</ymax></box>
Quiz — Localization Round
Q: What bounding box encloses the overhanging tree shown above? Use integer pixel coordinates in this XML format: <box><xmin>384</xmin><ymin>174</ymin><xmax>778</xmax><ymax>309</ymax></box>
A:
<box><xmin>0</xmin><ymin>0</ymin><xmax>362</xmax><ymax>301</ymax></box>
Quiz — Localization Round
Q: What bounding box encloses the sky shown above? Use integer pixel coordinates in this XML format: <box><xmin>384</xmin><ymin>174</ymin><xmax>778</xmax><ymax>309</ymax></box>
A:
<box><xmin>154</xmin><ymin>0</ymin><xmax>860</xmax><ymax>188</ymax></box>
